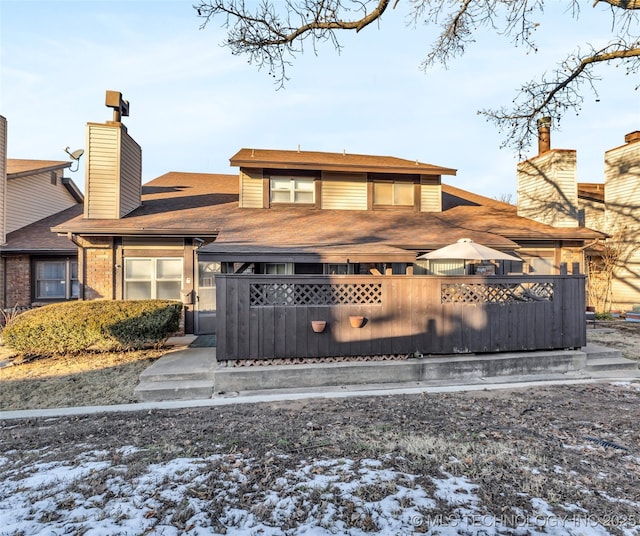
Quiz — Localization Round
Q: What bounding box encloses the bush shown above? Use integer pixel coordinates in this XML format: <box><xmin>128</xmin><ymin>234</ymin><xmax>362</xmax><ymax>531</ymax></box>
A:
<box><xmin>2</xmin><ymin>300</ymin><xmax>182</xmax><ymax>356</ymax></box>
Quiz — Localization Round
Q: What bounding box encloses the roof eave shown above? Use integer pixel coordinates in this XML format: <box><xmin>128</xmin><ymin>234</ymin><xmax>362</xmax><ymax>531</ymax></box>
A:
<box><xmin>7</xmin><ymin>162</ymin><xmax>72</xmax><ymax>179</ymax></box>
<box><xmin>52</xmin><ymin>227</ymin><xmax>220</xmax><ymax>238</ymax></box>
<box><xmin>233</xmin><ymin>161</ymin><xmax>457</xmax><ymax>176</ymax></box>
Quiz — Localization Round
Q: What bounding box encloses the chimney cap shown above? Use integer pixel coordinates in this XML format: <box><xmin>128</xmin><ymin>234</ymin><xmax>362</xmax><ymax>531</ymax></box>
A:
<box><xmin>624</xmin><ymin>131</ymin><xmax>640</xmax><ymax>144</ymax></box>
<box><xmin>537</xmin><ymin>116</ymin><xmax>552</xmax><ymax>128</ymax></box>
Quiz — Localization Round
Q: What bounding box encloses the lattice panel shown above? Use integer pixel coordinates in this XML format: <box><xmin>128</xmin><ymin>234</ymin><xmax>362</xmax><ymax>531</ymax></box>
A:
<box><xmin>250</xmin><ymin>283</ymin><xmax>383</xmax><ymax>306</ymax></box>
<box><xmin>441</xmin><ymin>282</ymin><xmax>554</xmax><ymax>304</ymax></box>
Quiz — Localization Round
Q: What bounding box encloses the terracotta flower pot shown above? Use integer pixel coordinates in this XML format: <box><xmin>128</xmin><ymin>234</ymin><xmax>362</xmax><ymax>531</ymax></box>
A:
<box><xmin>311</xmin><ymin>320</ymin><xmax>327</xmax><ymax>333</ymax></box>
<box><xmin>349</xmin><ymin>315</ymin><xmax>365</xmax><ymax>328</ymax></box>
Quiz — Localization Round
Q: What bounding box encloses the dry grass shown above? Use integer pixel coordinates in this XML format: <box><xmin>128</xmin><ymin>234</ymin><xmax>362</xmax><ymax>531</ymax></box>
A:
<box><xmin>0</xmin><ymin>347</ymin><xmax>164</xmax><ymax>410</ymax></box>
<box><xmin>0</xmin><ymin>321</ymin><xmax>637</xmax><ymax>412</ymax></box>
<box><xmin>586</xmin><ymin>320</ymin><xmax>640</xmax><ymax>360</ymax></box>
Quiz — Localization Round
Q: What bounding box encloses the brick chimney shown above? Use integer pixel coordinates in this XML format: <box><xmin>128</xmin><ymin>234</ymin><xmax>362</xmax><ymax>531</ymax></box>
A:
<box><xmin>537</xmin><ymin>116</ymin><xmax>552</xmax><ymax>155</ymax></box>
<box><xmin>84</xmin><ymin>91</ymin><xmax>142</xmax><ymax>219</ymax></box>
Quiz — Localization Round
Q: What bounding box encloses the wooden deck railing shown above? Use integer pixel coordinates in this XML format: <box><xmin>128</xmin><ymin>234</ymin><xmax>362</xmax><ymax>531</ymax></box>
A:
<box><xmin>215</xmin><ymin>274</ymin><xmax>587</xmax><ymax>361</ymax></box>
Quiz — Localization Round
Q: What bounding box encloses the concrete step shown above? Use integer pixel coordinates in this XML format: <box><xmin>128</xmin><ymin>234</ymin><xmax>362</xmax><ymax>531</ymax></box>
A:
<box><xmin>214</xmin><ymin>349</ymin><xmax>588</xmax><ymax>394</ymax></box>
<box><xmin>583</xmin><ymin>343</ymin><xmax>639</xmax><ymax>373</ymax></box>
<box><xmin>139</xmin><ymin>348</ymin><xmax>216</xmax><ymax>382</ymax></box>
<box><xmin>585</xmin><ymin>356</ymin><xmax>639</xmax><ymax>372</ymax></box>
<box><xmin>583</xmin><ymin>343</ymin><xmax>624</xmax><ymax>360</ymax></box>
<box><xmin>135</xmin><ymin>379</ymin><xmax>214</xmax><ymax>402</ymax></box>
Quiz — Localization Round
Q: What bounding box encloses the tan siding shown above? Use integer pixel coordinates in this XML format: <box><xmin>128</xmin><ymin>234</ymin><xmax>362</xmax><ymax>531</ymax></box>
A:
<box><xmin>579</xmin><ymin>198</ymin><xmax>605</xmax><ymax>230</ymax></box>
<box><xmin>85</xmin><ymin>124</ymin><xmax>119</xmax><ymax>219</ymax></box>
<box><xmin>0</xmin><ymin>116</ymin><xmax>6</xmax><ymax>244</ymax></box>
<box><xmin>320</xmin><ymin>172</ymin><xmax>367</xmax><ymax>210</ymax></box>
<box><xmin>118</xmin><ymin>129</ymin><xmax>142</xmax><ymax>217</ymax></box>
<box><xmin>420</xmin><ymin>175</ymin><xmax>442</xmax><ymax>212</ymax></box>
<box><xmin>605</xmin><ymin>140</ymin><xmax>640</xmax><ymax>308</ymax></box>
<box><xmin>85</xmin><ymin>123</ymin><xmax>141</xmax><ymax>219</ymax></box>
<box><xmin>6</xmin><ymin>170</ymin><xmax>77</xmax><ymax>233</ymax></box>
<box><xmin>239</xmin><ymin>169</ymin><xmax>264</xmax><ymax>208</ymax></box>
<box><xmin>517</xmin><ymin>151</ymin><xmax>579</xmax><ymax>227</ymax></box>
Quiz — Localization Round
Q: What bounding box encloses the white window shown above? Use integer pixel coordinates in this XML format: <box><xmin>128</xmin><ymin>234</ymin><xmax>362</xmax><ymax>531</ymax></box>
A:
<box><xmin>35</xmin><ymin>260</ymin><xmax>78</xmax><ymax>300</ymax></box>
<box><xmin>270</xmin><ymin>177</ymin><xmax>315</xmax><ymax>204</ymax></box>
<box><xmin>124</xmin><ymin>258</ymin><xmax>183</xmax><ymax>300</ymax></box>
<box><xmin>373</xmin><ymin>181</ymin><xmax>414</xmax><ymax>206</ymax></box>
<box><xmin>263</xmin><ymin>263</ymin><xmax>293</xmax><ymax>275</ymax></box>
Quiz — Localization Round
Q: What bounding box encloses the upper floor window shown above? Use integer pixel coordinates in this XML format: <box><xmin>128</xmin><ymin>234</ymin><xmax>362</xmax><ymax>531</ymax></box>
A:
<box><xmin>270</xmin><ymin>177</ymin><xmax>315</xmax><ymax>204</ymax></box>
<box><xmin>373</xmin><ymin>181</ymin><xmax>414</xmax><ymax>207</ymax></box>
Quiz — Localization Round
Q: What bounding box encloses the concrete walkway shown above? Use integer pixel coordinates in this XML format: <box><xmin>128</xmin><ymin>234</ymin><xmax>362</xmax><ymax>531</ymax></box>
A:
<box><xmin>131</xmin><ymin>334</ymin><xmax>640</xmax><ymax>403</ymax></box>
<box><xmin>3</xmin><ymin>377</ymin><xmax>637</xmax><ymax>421</ymax></box>
<box><xmin>2</xmin><ymin>333</ymin><xmax>638</xmax><ymax>421</ymax></box>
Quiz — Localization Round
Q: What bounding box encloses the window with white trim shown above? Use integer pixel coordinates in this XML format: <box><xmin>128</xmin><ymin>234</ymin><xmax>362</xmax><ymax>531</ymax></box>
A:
<box><xmin>124</xmin><ymin>258</ymin><xmax>183</xmax><ymax>300</ymax></box>
<box><xmin>373</xmin><ymin>181</ymin><xmax>414</xmax><ymax>206</ymax></box>
<box><xmin>35</xmin><ymin>260</ymin><xmax>78</xmax><ymax>300</ymax></box>
<box><xmin>270</xmin><ymin>177</ymin><xmax>315</xmax><ymax>204</ymax></box>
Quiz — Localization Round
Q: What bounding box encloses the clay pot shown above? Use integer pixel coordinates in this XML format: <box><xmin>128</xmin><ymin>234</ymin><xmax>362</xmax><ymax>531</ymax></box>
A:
<box><xmin>311</xmin><ymin>320</ymin><xmax>327</xmax><ymax>333</ymax></box>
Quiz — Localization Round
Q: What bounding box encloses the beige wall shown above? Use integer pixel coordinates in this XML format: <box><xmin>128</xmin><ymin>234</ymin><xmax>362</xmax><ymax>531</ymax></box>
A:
<box><xmin>84</xmin><ymin>122</ymin><xmax>141</xmax><ymax>219</ymax></box>
<box><xmin>0</xmin><ymin>116</ymin><xmax>6</xmax><ymax>245</ymax></box>
<box><xmin>320</xmin><ymin>172</ymin><xmax>367</xmax><ymax>210</ymax></box>
<box><xmin>420</xmin><ymin>175</ymin><xmax>442</xmax><ymax>212</ymax></box>
<box><xmin>239</xmin><ymin>169</ymin><xmax>264</xmax><ymax>208</ymax></box>
<box><xmin>6</xmin><ymin>169</ymin><xmax>77</xmax><ymax>233</ymax></box>
<box><xmin>517</xmin><ymin>150</ymin><xmax>579</xmax><ymax>228</ymax></box>
<box><xmin>605</xmin><ymin>135</ymin><xmax>640</xmax><ymax>309</ymax></box>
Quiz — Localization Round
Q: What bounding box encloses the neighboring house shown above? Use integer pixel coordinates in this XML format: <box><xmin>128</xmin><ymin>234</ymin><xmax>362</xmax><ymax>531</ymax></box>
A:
<box><xmin>53</xmin><ymin>106</ymin><xmax>603</xmax><ymax>341</ymax></box>
<box><xmin>517</xmin><ymin>120</ymin><xmax>640</xmax><ymax>311</ymax></box>
<box><xmin>0</xmin><ymin>116</ymin><xmax>83</xmax><ymax>309</ymax></box>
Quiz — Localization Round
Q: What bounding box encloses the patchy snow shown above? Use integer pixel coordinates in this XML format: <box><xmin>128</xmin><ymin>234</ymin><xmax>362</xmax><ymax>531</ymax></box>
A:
<box><xmin>0</xmin><ymin>448</ymin><xmax>638</xmax><ymax>535</ymax></box>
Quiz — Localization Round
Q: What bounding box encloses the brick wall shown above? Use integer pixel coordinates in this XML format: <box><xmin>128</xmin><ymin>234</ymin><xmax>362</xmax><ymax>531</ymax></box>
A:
<box><xmin>81</xmin><ymin>237</ymin><xmax>115</xmax><ymax>300</ymax></box>
<box><xmin>5</xmin><ymin>255</ymin><xmax>31</xmax><ymax>307</ymax></box>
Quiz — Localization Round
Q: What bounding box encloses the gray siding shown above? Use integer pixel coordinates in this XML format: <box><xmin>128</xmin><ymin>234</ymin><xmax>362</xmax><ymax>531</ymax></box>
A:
<box><xmin>320</xmin><ymin>172</ymin><xmax>367</xmax><ymax>210</ymax></box>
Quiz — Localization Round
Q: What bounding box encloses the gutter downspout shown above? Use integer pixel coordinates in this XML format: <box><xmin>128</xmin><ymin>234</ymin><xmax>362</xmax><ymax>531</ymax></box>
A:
<box><xmin>67</xmin><ymin>233</ymin><xmax>84</xmax><ymax>301</ymax></box>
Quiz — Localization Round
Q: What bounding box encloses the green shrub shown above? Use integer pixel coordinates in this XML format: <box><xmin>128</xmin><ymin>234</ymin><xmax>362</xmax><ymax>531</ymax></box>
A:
<box><xmin>2</xmin><ymin>300</ymin><xmax>182</xmax><ymax>356</ymax></box>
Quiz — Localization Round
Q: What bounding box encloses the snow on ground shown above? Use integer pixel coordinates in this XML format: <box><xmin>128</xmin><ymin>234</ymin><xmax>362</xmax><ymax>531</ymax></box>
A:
<box><xmin>1</xmin><ymin>447</ymin><xmax>639</xmax><ymax>536</ymax></box>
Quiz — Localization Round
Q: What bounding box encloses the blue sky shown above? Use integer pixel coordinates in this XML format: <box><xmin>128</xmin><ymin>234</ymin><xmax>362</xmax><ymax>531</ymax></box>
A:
<box><xmin>1</xmin><ymin>0</ymin><xmax>638</xmax><ymax>200</ymax></box>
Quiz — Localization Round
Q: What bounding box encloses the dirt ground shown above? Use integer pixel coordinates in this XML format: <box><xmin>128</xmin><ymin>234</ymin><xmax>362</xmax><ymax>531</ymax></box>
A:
<box><xmin>1</xmin><ymin>323</ymin><xmax>639</xmax><ymax>533</ymax></box>
<box><xmin>2</xmin><ymin>383</ymin><xmax>640</xmax><ymax>533</ymax></box>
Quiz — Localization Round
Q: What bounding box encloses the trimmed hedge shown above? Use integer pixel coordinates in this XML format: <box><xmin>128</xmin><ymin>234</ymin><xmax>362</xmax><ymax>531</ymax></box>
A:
<box><xmin>2</xmin><ymin>300</ymin><xmax>182</xmax><ymax>356</ymax></box>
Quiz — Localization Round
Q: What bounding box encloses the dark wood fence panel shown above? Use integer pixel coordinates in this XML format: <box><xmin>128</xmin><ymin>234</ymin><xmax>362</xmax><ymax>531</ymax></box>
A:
<box><xmin>216</xmin><ymin>275</ymin><xmax>587</xmax><ymax>361</ymax></box>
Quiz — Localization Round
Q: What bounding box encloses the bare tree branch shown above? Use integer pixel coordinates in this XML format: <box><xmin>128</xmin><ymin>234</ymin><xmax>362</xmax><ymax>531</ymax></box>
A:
<box><xmin>195</xmin><ymin>0</ymin><xmax>391</xmax><ymax>86</ymax></box>
<box><xmin>479</xmin><ymin>41</ymin><xmax>640</xmax><ymax>155</ymax></box>
<box><xmin>195</xmin><ymin>0</ymin><xmax>640</xmax><ymax>150</ymax></box>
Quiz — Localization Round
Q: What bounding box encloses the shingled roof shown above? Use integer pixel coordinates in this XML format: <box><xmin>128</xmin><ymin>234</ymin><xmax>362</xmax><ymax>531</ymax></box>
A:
<box><xmin>54</xmin><ymin>171</ymin><xmax>605</xmax><ymax>253</ymax></box>
<box><xmin>2</xmin><ymin>205</ymin><xmax>82</xmax><ymax>252</ymax></box>
<box><xmin>7</xmin><ymin>159</ymin><xmax>71</xmax><ymax>178</ymax></box>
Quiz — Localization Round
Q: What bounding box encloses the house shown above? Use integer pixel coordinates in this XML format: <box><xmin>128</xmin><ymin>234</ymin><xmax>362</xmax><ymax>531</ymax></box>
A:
<box><xmin>517</xmin><ymin>118</ymin><xmax>640</xmax><ymax>311</ymax></box>
<box><xmin>51</xmin><ymin>95</ymin><xmax>603</xmax><ymax>358</ymax></box>
<box><xmin>0</xmin><ymin>116</ymin><xmax>83</xmax><ymax>310</ymax></box>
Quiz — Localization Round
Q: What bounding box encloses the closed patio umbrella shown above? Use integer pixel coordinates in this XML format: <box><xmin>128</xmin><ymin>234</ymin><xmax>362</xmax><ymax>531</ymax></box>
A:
<box><xmin>417</xmin><ymin>238</ymin><xmax>521</xmax><ymax>261</ymax></box>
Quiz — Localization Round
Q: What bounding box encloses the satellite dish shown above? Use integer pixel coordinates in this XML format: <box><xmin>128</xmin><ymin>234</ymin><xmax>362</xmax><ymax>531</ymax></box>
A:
<box><xmin>64</xmin><ymin>147</ymin><xmax>84</xmax><ymax>172</ymax></box>
<box><xmin>65</xmin><ymin>147</ymin><xmax>84</xmax><ymax>160</ymax></box>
